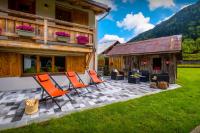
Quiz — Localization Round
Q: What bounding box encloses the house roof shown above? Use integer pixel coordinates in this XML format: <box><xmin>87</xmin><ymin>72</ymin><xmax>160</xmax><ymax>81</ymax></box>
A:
<box><xmin>107</xmin><ymin>35</ymin><xmax>182</xmax><ymax>56</ymax></box>
<box><xmin>60</xmin><ymin>0</ymin><xmax>111</xmax><ymax>14</ymax></box>
<box><xmin>97</xmin><ymin>41</ymin><xmax>119</xmax><ymax>55</ymax></box>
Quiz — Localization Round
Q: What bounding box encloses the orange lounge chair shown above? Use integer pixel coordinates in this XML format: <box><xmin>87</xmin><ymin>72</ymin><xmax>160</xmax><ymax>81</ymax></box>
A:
<box><xmin>33</xmin><ymin>74</ymin><xmax>72</xmax><ymax>109</ymax></box>
<box><xmin>87</xmin><ymin>70</ymin><xmax>105</xmax><ymax>88</ymax></box>
<box><xmin>65</xmin><ymin>71</ymin><xmax>90</xmax><ymax>96</ymax></box>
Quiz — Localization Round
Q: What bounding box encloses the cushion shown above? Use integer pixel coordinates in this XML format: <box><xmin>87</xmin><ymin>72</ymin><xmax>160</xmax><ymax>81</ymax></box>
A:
<box><xmin>89</xmin><ymin>70</ymin><xmax>96</xmax><ymax>75</ymax></box>
<box><xmin>113</xmin><ymin>69</ymin><xmax>118</xmax><ymax>73</ymax></box>
<box><xmin>67</xmin><ymin>72</ymin><xmax>76</xmax><ymax>77</ymax></box>
<box><xmin>38</xmin><ymin>74</ymin><xmax>49</xmax><ymax>82</ymax></box>
<box><xmin>152</xmin><ymin>76</ymin><xmax>157</xmax><ymax>80</ymax></box>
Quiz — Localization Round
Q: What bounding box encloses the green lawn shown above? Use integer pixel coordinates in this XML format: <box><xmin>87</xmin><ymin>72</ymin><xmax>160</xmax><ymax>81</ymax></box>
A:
<box><xmin>2</xmin><ymin>68</ymin><xmax>200</xmax><ymax>133</ymax></box>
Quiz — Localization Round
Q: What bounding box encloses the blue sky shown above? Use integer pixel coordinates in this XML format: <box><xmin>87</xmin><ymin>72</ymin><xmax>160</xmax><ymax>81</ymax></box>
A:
<box><xmin>96</xmin><ymin>0</ymin><xmax>198</xmax><ymax>44</ymax></box>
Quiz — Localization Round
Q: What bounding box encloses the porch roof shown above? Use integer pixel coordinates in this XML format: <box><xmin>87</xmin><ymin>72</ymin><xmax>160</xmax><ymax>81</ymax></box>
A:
<box><xmin>59</xmin><ymin>0</ymin><xmax>111</xmax><ymax>14</ymax></box>
<box><xmin>107</xmin><ymin>35</ymin><xmax>182</xmax><ymax>56</ymax></box>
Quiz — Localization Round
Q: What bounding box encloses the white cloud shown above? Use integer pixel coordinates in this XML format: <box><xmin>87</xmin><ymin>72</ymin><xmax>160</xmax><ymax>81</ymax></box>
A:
<box><xmin>180</xmin><ymin>4</ymin><xmax>192</xmax><ymax>10</ymax></box>
<box><xmin>156</xmin><ymin>3</ymin><xmax>192</xmax><ymax>25</ymax></box>
<box><xmin>122</xmin><ymin>0</ymin><xmax>134</xmax><ymax>3</ymax></box>
<box><xmin>106</xmin><ymin>14</ymin><xmax>114</xmax><ymax>21</ymax></box>
<box><xmin>116</xmin><ymin>12</ymin><xmax>154</xmax><ymax>35</ymax></box>
<box><xmin>148</xmin><ymin>0</ymin><xmax>175</xmax><ymax>10</ymax></box>
<box><xmin>99</xmin><ymin>34</ymin><xmax>125</xmax><ymax>43</ymax></box>
<box><xmin>94</xmin><ymin>0</ymin><xmax>117</xmax><ymax>11</ymax></box>
<box><xmin>96</xmin><ymin>13</ymin><xmax>114</xmax><ymax>21</ymax></box>
<box><xmin>156</xmin><ymin>13</ymin><xmax>175</xmax><ymax>24</ymax></box>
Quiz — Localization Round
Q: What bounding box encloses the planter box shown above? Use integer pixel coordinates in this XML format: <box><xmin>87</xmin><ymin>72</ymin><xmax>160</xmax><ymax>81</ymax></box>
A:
<box><xmin>57</xmin><ymin>36</ymin><xmax>70</xmax><ymax>42</ymax></box>
<box><xmin>16</xmin><ymin>30</ymin><xmax>35</xmax><ymax>37</ymax></box>
<box><xmin>77</xmin><ymin>36</ymin><xmax>89</xmax><ymax>45</ymax></box>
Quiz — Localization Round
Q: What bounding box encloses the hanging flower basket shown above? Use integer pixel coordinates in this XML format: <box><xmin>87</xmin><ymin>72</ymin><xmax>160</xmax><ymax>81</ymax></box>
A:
<box><xmin>16</xmin><ymin>25</ymin><xmax>35</xmax><ymax>37</ymax></box>
<box><xmin>76</xmin><ymin>35</ymin><xmax>89</xmax><ymax>45</ymax></box>
<box><xmin>55</xmin><ymin>32</ymin><xmax>70</xmax><ymax>43</ymax></box>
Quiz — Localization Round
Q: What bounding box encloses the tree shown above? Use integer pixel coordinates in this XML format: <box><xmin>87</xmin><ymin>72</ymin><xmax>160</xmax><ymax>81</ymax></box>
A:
<box><xmin>182</xmin><ymin>38</ymin><xmax>196</xmax><ymax>53</ymax></box>
<box><xmin>196</xmin><ymin>38</ymin><xmax>200</xmax><ymax>50</ymax></box>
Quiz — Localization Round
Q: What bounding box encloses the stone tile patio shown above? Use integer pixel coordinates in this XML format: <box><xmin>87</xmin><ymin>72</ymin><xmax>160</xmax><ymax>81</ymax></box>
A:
<box><xmin>0</xmin><ymin>79</ymin><xmax>181</xmax><ymax>130</ymax></box>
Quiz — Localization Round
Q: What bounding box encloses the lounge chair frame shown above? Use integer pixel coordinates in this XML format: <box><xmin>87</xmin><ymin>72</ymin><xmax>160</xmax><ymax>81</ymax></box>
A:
<box><xmin>33</xmin><ymin>74</ymin><xmax>72</xmax><ymax>109</ymax></box>
<box><xmin>87</xmin><ymin>70</ymin><xmax>106</xmax><ymax>89</ymax></box>
<box><xmin>65</xmin><ymin>72</ymin><xmax>90</xmax><ymax>96</ymax></box>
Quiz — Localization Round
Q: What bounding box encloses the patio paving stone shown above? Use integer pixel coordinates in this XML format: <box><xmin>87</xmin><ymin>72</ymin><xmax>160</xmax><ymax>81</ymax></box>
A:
<box><xmin>0</xmin><ymin>78</ymin><xmax>181</xmax><ymax>130</ymax></box>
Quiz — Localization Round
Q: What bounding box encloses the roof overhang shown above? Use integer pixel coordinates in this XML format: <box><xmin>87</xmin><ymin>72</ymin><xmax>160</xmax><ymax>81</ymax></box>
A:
<box><xmin>107</xmin><ymin>35</ymin><xmax>182</xmax><ymax>56</ymax></box>
<box><xmin>0</xmin><ymin>40</ymin><xmax>92</xmax><ymax>56</ymax></box>
<box><xmin>107</xmin><ymin>50</ymin><xmax>181</xmax><ymax>56</ymax></box>
<box><xmin>58</xmin><ymin>0</ymin><xmax>111</xmax><ymax>14</ymax></box>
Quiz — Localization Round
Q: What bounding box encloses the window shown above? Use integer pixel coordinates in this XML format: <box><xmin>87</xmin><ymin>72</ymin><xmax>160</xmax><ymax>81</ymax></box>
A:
<box><xmin>23</xmin><ymin>55</ymin><xmax>37</xmax><ymax>73</ymax></box>
<box><xmin>153</xmin><ymin>58</ymin><xmax>162</xmax><ymax>71</ymax></box>
<box><xmin>22</xmin><ymin>55</ymin><xmax>86</xmax><ymax>74</ymax></box>
<box><xmin>40</xmin><ymin>56</ymin><xmax>52</xmax><ymax>72</ymax></box>
<box><xmin>55</xmin><ymin>56</ymin><xmax>65</xmax><ymax>72</ymax></box>
<box><xmin>8</xmin><ymin>0</ymin><xmax>36</xmax><ymax>14</ymax></box>
<box><xmin>56</xmin><ymin>6</ymin><xmax>72</xmax><ymax>22</ymax></box>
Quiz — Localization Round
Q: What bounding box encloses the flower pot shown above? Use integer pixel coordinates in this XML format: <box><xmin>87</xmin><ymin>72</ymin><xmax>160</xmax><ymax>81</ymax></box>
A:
<box><xmin>77</xmin><ymin>36</ymin><xmax>89</xmax><ymax>45</ymax></box>
<box><xmin>16</xmin><ymin>30</ymin><xmax>35</xmax><ymax>37</ymax></box>
<box><xmin>57</xmin><ymin>36</ymin><xmax>70</xmax><ymax>42</ymax></box>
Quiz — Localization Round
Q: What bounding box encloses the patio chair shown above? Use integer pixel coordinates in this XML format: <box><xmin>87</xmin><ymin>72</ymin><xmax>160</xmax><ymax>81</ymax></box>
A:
<box><xmin>87</xmin><ymin>70</ymin><xmax>105</xmax><ymax>88</ymax></box>
<box><xmin>65</xmin><ymin>71</ymin><xmax>90</xmax><ymax>96</ymax></box>
<box><xmin>128</xmin><ymin>71</ymin><xmax>140</xmax><ymax>84</ymax></box>
<box><xmin>111</xmin><ymin>69</ymin><xmax>124</xmax><ymax>80</ymax></box>
<box><xmin>139</xmin><ymin>70</ymin><xmax>150</xmax><ymax>82</ymax></box>
<box><xmin>33</xmin><ymin>74</ymin><xmax>72</xmax><ymax>109</ymax></box>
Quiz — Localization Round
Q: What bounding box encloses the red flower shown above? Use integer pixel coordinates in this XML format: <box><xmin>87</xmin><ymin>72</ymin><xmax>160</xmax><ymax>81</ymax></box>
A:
<box><xmin>55</xmin><ymin>32</ymin><xmax>70</xmax><ymax>37</ymax></box>
<box><xmin>76</xmin><ymin>35</ymin><xmax>89</xmax><ymax>44</ymax></box>
<box><xmin>16</xmin><ymin>25</ymin><xmax>34</xmax><ymax>32</ymax></box>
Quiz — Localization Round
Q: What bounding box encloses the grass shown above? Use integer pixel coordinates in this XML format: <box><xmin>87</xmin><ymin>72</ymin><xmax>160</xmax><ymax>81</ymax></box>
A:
<box><xmin>178</xmin><ymin>64</ymin><xmax>200</xmax><ymax>68</ymax></box>
<box><xmin>183</xmin><ymin>52</ymin><xmax>200</xmax><ymax>60</ymax></box>
<box><xmin>2</xmin><ymin>68</ymin><xmax>200</xmax><ymax>133</ymax></box>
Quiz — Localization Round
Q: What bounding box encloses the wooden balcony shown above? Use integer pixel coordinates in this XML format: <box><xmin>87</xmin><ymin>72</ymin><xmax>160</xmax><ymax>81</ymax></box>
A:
<box><xmin>0</xmin><ymin>8</ymin><xmax>95</xmax><ymax>53</ymax></box>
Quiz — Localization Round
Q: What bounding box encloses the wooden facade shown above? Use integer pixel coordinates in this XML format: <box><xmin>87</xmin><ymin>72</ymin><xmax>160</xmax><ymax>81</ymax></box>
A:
<box><xmin>107</xmin><ymin>35</ymin><xmax>182</xmax><ymax>84</ymax></box>
<box><xmin>109</xmin><ymin>53</ymin><xmax>178</xmax><ymax>83</ymax></box>
<box><xmin>0</xmin><ymin>52</ymin><xmax>22</xmax><ymax>77</ymax></box>
<box><xmin>0</xmin><ymin>0</ymin><xmax>109</xmax><ymax>77</ymax></box>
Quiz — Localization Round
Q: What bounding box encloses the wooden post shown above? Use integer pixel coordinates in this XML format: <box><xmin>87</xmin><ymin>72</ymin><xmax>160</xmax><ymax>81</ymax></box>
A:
<box><xmin>52</xmin><ymin>56</ymin><xmax>55</xmax><ymax>72</ymax></box>
<box><xmin>5</xmin><ymin>19</ymin><xmax>7</xmax><ymax>32</ymax></box>
<box><xmin>36</xmin><ymin>55</ymin><xmax>40</xmax><ymax>73</ymax></box>
<box><xmin>44</xmin><ymin>19</ymin><xmax>48</xmax><ymax>44</ymax></box>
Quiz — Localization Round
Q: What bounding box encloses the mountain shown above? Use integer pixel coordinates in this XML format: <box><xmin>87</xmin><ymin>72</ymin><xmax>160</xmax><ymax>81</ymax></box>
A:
<box><xmin>128</xmin><ymin>0</ymin><xmax>200</xmax><ymax>42</ymax></box>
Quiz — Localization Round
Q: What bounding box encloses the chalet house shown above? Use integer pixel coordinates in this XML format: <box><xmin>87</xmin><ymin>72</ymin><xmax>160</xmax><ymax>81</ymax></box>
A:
<box><xmin>107</xmin><ymin>35</ymin><xmax>182</xmax><ymax>83</ymax></box>
<box><xmin>97</xmin><ymin>40</ymin><xmax>119</xmax><ymax>74</ymax></box>
<box><xmin>0</xmin><ymin>0</ymin><xmax>109</xmax><ymax>90</ymax></box>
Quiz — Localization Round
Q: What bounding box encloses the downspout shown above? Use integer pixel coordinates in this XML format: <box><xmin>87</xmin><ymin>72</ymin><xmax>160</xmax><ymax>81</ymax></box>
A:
<box><xmin>97</xmin><ymin>8</ymin><xmax>111</xmax><ymax>22</ymax></box>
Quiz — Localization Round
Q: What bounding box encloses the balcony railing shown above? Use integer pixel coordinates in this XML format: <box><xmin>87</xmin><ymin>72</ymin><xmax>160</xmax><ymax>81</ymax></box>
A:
<box><xmin>0</xmin><ymin>8</ymin><xmax>95</xmax><ymax>46</ymax></box>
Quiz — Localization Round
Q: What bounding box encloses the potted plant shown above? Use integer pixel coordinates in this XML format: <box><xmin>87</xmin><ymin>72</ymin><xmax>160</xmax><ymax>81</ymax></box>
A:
<box><xmin>76</xmin><ymin>35</ymin><xmax>89</xmax><ymax>45</ymax></box>
<box><xmin>128</xmin><ymin>73</ymin><xmax>141</xmax><ymax>84</ymax></box>
<box><xmin>55</xmin><ymin>32</ymin><xmax>70</xmax><ymax>42</ymax></box>
<box><xmin>16</xmin><ymin>25</ymin><xmax>35</xmax><ymax>37</ymax></box>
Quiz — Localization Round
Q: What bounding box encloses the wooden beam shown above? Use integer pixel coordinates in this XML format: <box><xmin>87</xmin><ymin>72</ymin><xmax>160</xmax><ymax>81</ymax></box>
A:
<box><xmin>86</xmin><ymin>53</ymin><xmax>92</xmax><ymax>69</ymax></box>
<box><xmin>0</xmin><ymin>40</ymin><xmax>93</xmax><ymax>53</ymax></box>
<box><xmin>44</xmin><ymin>19</ymin><xmax>48</xmax><ymax>44</ymax></box>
